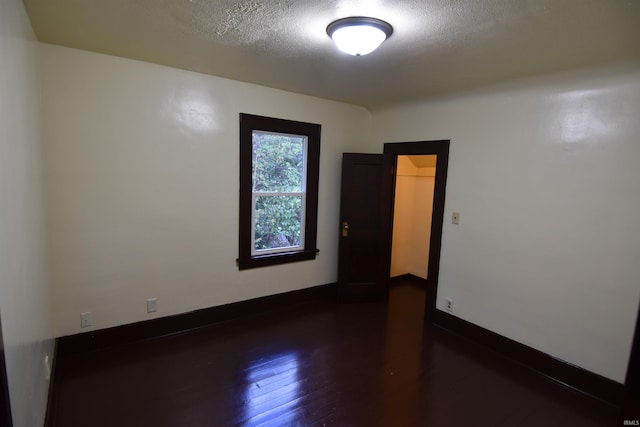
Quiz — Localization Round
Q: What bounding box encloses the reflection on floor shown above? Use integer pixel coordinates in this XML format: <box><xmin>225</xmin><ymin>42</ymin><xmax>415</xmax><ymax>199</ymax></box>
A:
<box><xmin>49</xmin><ymin>276</ymin><xmax>618</xmax><ymax>426</ymax></box>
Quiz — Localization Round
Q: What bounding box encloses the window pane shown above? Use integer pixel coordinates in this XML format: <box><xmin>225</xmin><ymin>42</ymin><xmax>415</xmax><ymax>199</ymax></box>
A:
<box><xmin>252</xmin><ymin>132</ymin><xmax>305</xmax><ymax>192</ymax></box>
<box><xmin>239</xmin><ymin>113</ymin><xmax>320</xmax><ymax>269</ymax></box>
<box><xmin>254</xmin><ymin>195</ymin><xmax>302</xmax><ymax>251</ymax></box>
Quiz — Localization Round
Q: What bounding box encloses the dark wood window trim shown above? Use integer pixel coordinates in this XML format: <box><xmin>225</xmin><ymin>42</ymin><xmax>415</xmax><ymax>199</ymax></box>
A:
<box><xmin>238</xmin><ymin>113</ymin><xmax>320</xmax><ymax>270</ymax></box>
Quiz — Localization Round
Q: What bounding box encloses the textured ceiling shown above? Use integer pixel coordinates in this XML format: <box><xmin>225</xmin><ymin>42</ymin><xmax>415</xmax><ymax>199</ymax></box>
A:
<box><xmin>23</xmin><ymin>0</ymin><xmax>640</xmax><ymax>109</ymax></box>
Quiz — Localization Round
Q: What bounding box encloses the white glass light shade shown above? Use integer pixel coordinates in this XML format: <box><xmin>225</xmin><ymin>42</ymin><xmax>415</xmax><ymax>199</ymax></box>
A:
<box><xmin>327</xmin><ymin>17</ymin><xmax>393</xmax><ymax>56</ymax></box>
<box><xmin>331</xmin><ymin>25</ymin><xmax>387</xmax><ymax>56</ymax></box>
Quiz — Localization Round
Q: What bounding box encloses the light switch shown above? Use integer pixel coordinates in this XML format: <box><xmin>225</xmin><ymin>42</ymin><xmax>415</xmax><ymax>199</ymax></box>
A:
<box><xmin>452</xmin><ymin>212</ymin><xmax>460</xmax><ymax>225</ymax></box>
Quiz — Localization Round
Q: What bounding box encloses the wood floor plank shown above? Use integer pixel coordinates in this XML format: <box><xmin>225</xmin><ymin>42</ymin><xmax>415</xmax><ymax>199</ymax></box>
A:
<box><xmin>49</xmin><ymin>278</ymin><xmax>619</xmax><ymax>426</ymax></box>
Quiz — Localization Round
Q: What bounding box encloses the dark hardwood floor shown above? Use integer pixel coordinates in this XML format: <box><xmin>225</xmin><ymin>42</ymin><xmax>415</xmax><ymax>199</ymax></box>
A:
<box><xmin>49</xmin><ymin>277</ymin><xmax>619</xmax><ymax>426</ymax></box>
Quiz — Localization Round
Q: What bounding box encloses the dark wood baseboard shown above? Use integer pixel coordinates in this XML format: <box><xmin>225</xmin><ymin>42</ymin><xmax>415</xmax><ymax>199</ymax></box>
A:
<box><xmin>431</xmin><ymin>309</ymin><xmax>624</xmax><ymax>406</ymax></box>
<box><xmin>390</xmin><ymin>273</ymin><xmax>428</xmax><ymax>284</ymax></box>
<box><xmin>57</xmin><ymin>283</ymin><xmax>335</xmax><ymax>357</ymax></box>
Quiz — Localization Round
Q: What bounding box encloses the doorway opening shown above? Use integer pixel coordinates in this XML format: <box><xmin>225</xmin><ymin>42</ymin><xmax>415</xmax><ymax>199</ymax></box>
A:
<box><xmin>390</xmin><ymin>155</ymin><xmax>437</xmax><ymax>280</ymax></box>
<box><xmin>384</xmin><ymin>141</ymin><xmax>450</xmax><ymax>322</ymax></box>
<box><xmin>335</xmin><ymin>141</ymin><xmax>448</xmax><ymax>312</ymax></box>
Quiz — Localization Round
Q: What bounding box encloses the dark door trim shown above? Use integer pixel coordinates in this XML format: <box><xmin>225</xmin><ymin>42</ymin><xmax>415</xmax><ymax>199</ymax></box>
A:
<box><xmin>621</xmin><ymin>298</ymin><xmax>640</xmax><ymax>420</ymax></box>
<box><xmin>383</xmin><ymin>140</ymin><xmax>450</xmax><ymax>321</ymax></box>
<box><xmin>0</xmin><ymin>311</ymin><xmax>13</xmax><ymax>426</ymax></box>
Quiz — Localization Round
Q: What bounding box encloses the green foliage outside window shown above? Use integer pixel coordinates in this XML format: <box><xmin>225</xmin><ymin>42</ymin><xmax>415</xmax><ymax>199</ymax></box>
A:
<box><xmin>252</xmin><ymin>132</ymin><xmax>305</xmax><ymax>251</ymax></box>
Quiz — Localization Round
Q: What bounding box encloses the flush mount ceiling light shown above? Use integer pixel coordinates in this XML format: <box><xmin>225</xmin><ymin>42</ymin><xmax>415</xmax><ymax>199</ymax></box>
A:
<box><xmin>326</xmin><ymin>16</ymin><xmax>393</xmax><ymax>56</ymax></box>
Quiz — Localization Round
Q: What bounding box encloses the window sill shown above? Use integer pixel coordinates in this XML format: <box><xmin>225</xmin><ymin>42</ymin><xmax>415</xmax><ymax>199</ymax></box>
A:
<box><xmin>237</xmin><ymin>249</ymin><xmax>318</xmax><ymax>270</ymax></box>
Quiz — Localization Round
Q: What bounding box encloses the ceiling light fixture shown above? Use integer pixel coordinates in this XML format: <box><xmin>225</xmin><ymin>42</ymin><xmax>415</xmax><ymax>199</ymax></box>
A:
<box><xmin>326</xmin><ymin>17</ymin><xmax>393</xmax><ymax>56</ymax></box>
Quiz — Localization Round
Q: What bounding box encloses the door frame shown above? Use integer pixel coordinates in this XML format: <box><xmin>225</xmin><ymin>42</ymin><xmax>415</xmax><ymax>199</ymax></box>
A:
<box><xmin>383</xmin><ymin>140</ymin><xmax>450</xmax><ymax>321</ymax></box>
<box><xmin>621</xmin><ymin>298</ymin><xmax>640</xmax><ymax>420</ymax></box>
<box><xmin>0</xmin><ymin>310</ymin><xmax>13</xmax><ymax>426</ymax></box>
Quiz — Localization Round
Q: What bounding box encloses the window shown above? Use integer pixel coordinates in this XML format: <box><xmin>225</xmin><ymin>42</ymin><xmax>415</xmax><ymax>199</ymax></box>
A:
<box><xmin>238</xmin><ymin>114</ymin><xmax>320</xmax><ymax>270</ymax></box>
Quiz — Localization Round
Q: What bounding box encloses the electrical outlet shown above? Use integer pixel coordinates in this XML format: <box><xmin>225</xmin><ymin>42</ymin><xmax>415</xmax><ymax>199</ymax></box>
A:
<box><xmin>147</xmin><ymin>298</ymin><xmax>157</xmax><ymax>313</ymax></box>
<box><xmin>445</xmin><ymin>298</ymin><xmax>454</xmax><ymax>313</ymax></box>
<box><xmin>452</xmin><ymin>212</ymin><xmax>460</xmax><ymax>225</ymax></box>
<box><xmin>44</xmin><ymin>355</ymin><xmax>51</xmax><ymax>381</ymax></box>
<box><xmin>80</xmin><ymin>312</ymin><xmax>92</xmax><ymax>328</ymax></box>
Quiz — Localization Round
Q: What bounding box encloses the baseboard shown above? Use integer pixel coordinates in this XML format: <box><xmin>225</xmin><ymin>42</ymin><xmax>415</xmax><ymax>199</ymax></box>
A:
<box><xmin>431</xmin><ymin>309</ymin><xmax>624</xmax><ymax>406</ymax></box>
<box><xmin>57</xmin><ymin>283</ymin><xmax>334</xmax><ymax>357</ymax></box>
<box><xmin>390</xmin><ymin>273</ymin><xmax>428</xmax><ymax>284</ymax></box>
<box><xmin>390</xmin><ymin>273</ymin><xmax>413</xmax><ymax>281</ymax></box>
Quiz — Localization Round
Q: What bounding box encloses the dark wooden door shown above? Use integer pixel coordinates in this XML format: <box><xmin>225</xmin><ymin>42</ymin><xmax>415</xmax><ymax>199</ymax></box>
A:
<box><xmin>337</xmin><ymin>153</ymin><xmax>394</xmax><ymax>301</ymax></box>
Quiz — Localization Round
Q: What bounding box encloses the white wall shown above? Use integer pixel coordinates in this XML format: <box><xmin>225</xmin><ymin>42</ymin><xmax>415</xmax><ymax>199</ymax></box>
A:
<box><xmin>40</xmin><ymin>44</ymin><xmax>372</xmax><ymax>337</ymax></box>
<box><xmin>372</xmin><ymin>63</ymin><xmax>640</xmax><ymax>382</ymax></box>
<box><xmin>34</xmin><ymin>30</ymin><xmax>639</xmax><ymax>392</ymax></box>
<box><xmin>0</xmin><ymin>0</ymin><xmax>53</xmax><ymax>425</ymax></box>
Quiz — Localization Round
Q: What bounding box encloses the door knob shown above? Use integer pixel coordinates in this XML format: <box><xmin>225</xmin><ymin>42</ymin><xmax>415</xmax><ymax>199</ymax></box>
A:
<box><xmin>342</xmin><ymin>221</ymin><xmax>349</xmax><ymax>237</ymax></box>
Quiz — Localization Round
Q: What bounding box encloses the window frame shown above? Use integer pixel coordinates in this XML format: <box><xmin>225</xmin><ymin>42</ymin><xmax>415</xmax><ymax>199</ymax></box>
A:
<box><xmin>250</xmin><ymin>131</ymin><xmax>308</xmax><ymax>256</ymax></box>
<box><xmin>238</xmin><ymin>113</ymin><xmax>321</xmax><ymax>270</ymax></box>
